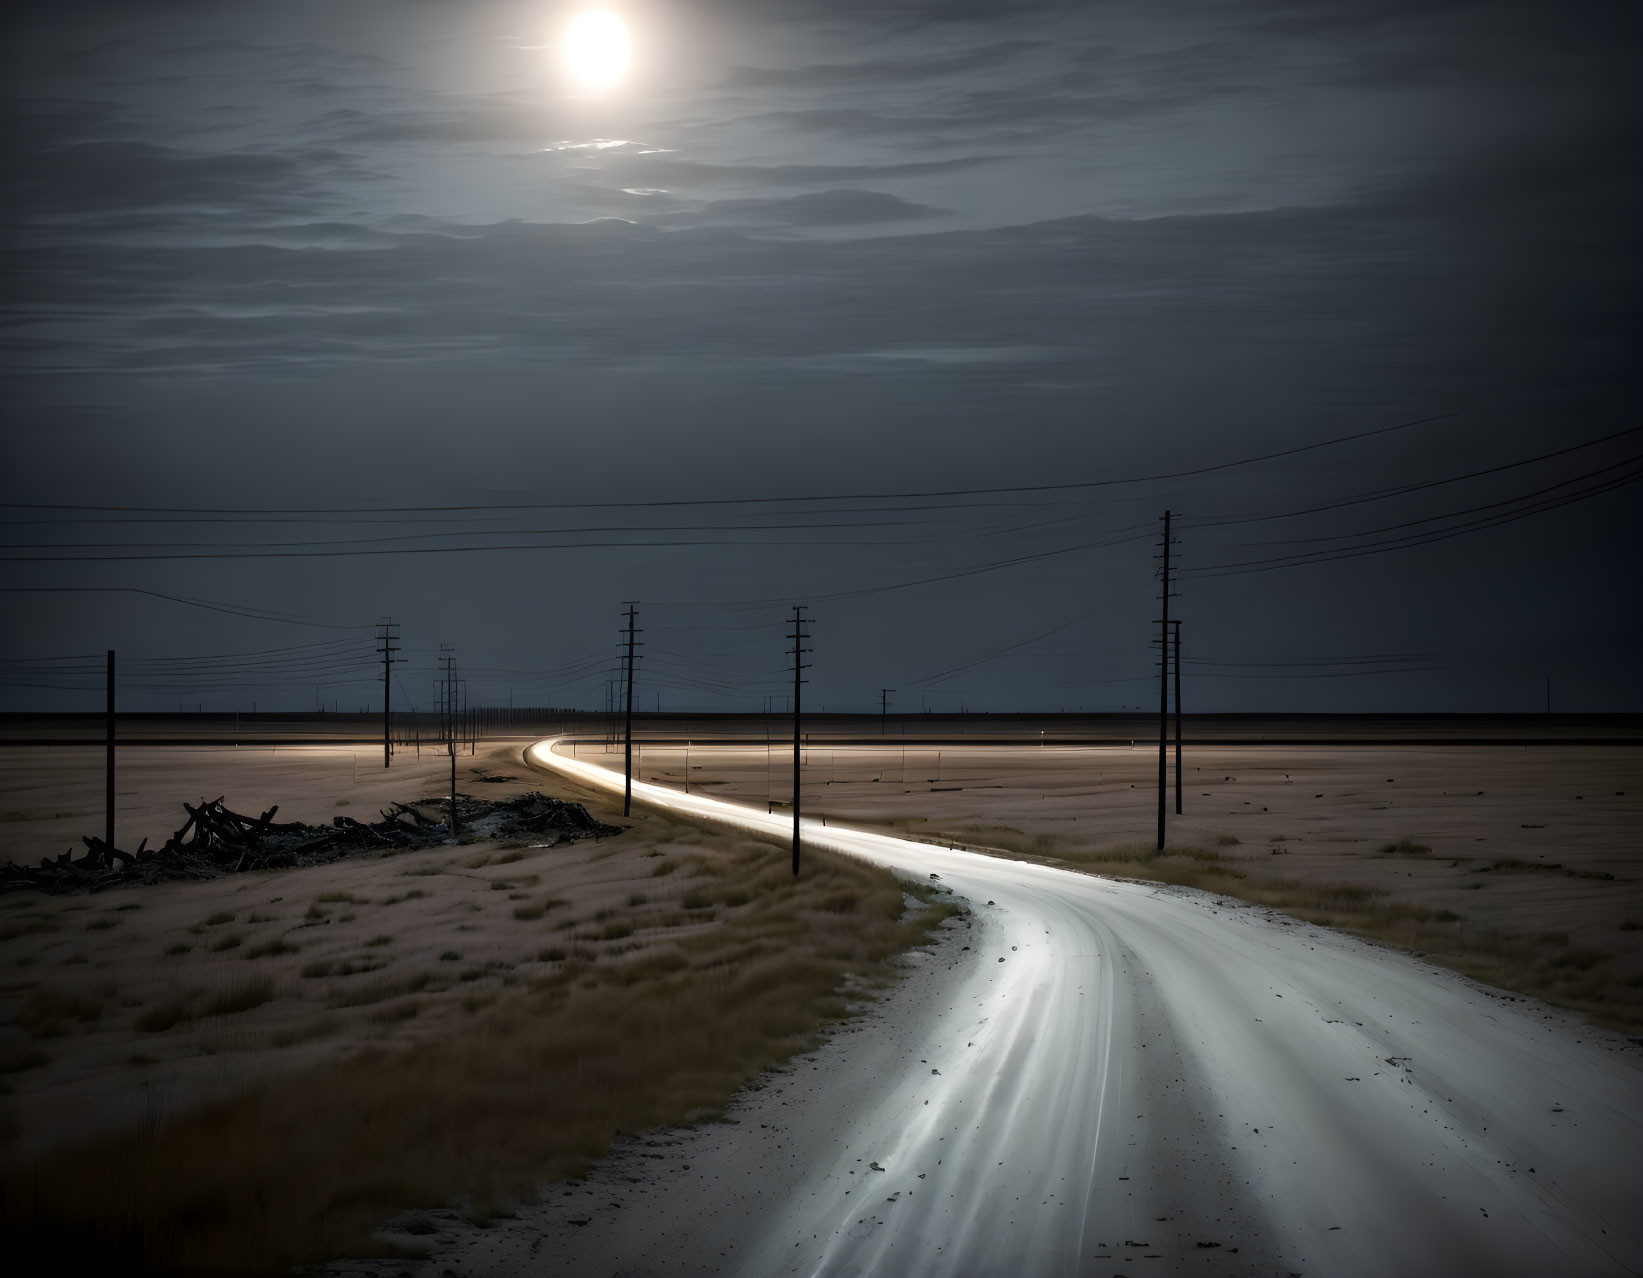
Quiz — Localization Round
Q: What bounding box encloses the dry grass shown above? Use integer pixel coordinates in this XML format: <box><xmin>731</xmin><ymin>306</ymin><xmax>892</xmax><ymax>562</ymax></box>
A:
<box><xmin>3</xmin><ymin>817</ymin><xmax>960</xmax><ymax>1276</ymax></box>
<box><xmin>129</xmin><ymin>976</ymin><xmax>278</xmax><ymax>1034</ymax></box>
<box><xmin>269</xmin><ymin>1016</ymin><xmax>338</xmax><ymax>1049</ymax></box>
<box><xmin>911</xmin><ymin>821</ymin><xmax>1643</xmax><ymax>1032</ymax></box>
<box><xmin>201</xmin><ymin>976</ymin><xmax>275</xmax><ymax>1019</ymax></box>
<box><xmin>243</xmin><ymin>939</ymin><xmax>299</xmax><ymax>960</ymax></box>
<box><xmin>1</xmin><ymin>1047</ymin><xmax>50</xmax><ymax>1075</ymax></box>
<box><xmin>133</xmin><ymin>1001</ymin><xmax>191</xmax><ymax>1034</ymax></box>
<box><xmin>325</xmin><ymin>971</ymin><xmax>431</xmax><ymax>1010</ymax></box>
<box><xmin>16</xmin><ymin>987</ymin><xmax>104</xmax><ymax>1038</ymax></box>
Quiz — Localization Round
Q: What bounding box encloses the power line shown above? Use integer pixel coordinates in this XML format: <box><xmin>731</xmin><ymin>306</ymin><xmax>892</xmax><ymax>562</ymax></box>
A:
<box><xmin>0</xmin><ymin>412</ymin><xmax>1457</xmax><ymax>517</ymax></box>
<box><xmin>0</xmin><ymin>534</ymin><xmax>961</xmax><ymax>564</ymax></box>
<box><xmin>1185</xmin><ymin>459</ymin><xmax>1643</xmax><ymax>578</ymax></box>
<box><xmin>1181</xmin><ymin>424</ymin><xmax>1642</xmax><ymax>533</ymax></box>
<box><xmin>0</xmin><ymin>516</ymin><xmax>970</xmax><ymax>554</ymax></box>
<box><xmin>0</xmin><ymin>586</ymin><xmax>367</xmax><ymax>629</ymax></box>
<box><xmin>1195</xmin><ymin>450</ymin><xmax>1642</xmax><ymax>554</ymax></box>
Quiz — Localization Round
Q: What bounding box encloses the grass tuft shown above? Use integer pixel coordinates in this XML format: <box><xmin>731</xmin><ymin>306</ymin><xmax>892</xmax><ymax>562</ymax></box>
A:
<box><xmin>18</xmin><ymin>988</ymin><xmax>105</xmax><ymax>1038</ymax></box>
<box><xmin>135</xmin><ymin>1001</ymin><xmax>191</xmax><ymax>1034</ymax></box>
<box><xmin>244</xmin><ymin>939</ymin><xmax>299</xmax><ymax>960</ymax></box>
<box><xmin>326</xmin><ymin>971</ymin><xmax>431</xmax><ymax>1010</ymax></box>
<box><xmin>201</xmin><ymin>977</ymin><xmax>275</xmax><ymax>1019</ymax></box>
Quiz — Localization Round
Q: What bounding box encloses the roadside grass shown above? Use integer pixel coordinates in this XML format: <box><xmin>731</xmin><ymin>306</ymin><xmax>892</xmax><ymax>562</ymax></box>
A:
<box><xmin>16</xmin><ymin>986</ymin><xmax>105</xmax><ymax>1037</ymax></box>
<box><xmin>2</xmin><ymin>816</ymin><xmax>964</xmax><ymax>1276</ymax></box>
<box><xmin>131</xmin><ymin>976</ymin><xmax>276</xmax><ymax>1032</ymax></box>
<box><xmin>905</xmin><ymin>821</ymin><xmax>1642</xmax><ymax>1033</ymax></box>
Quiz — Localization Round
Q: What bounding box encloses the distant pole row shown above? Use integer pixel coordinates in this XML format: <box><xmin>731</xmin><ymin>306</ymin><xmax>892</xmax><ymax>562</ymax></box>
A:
<box><xmin>87</xmin><ymin>511</ymin><xmax>1185</xmax><ymax>866</ymax></box>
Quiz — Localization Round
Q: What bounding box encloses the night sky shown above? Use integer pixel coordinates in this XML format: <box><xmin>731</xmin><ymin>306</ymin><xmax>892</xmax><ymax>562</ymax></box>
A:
<box><xmin>3</xmin><ymin>0</ymin><xmax>1639</xmax><ymax>713</ymax></box>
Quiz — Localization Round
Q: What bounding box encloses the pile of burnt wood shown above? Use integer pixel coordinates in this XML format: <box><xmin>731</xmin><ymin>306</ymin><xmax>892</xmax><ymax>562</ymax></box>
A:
<box><xmin>2</xmin><ymin>791</ymin><xmax>621</xmax><ymax>893</ymax></box>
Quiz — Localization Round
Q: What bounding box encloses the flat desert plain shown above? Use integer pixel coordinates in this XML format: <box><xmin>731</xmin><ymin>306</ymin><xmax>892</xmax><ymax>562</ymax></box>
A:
<box><xmin>0</xmin><ymin>727</ymin><xmax>1639</xmax><ymax>1272</ymax></box>
<box><xmin>588</xmin><ymin>733</ymin><xmax>1643</xmax><ymax>1006</ymax></box>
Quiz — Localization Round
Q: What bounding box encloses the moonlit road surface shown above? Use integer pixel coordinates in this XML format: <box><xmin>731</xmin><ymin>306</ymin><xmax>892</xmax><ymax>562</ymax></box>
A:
<box><xmin>527</xmin><ymin>741</ymin><xmax>1643</xmax><ymax>1277</ymax></box>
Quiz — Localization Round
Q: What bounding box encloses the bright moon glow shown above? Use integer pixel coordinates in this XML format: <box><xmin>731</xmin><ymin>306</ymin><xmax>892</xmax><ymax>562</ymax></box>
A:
<box><xmin>563</xmin><ymin>10</ymin><xmax>630</xmax><ymax>89</ymax></box>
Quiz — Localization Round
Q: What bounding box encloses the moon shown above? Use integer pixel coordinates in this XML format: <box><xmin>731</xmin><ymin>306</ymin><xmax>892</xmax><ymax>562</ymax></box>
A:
<box><xmin>562</xmin><ymin>10</ymin><xmax>631</xmax><ymax>90</ymax></box>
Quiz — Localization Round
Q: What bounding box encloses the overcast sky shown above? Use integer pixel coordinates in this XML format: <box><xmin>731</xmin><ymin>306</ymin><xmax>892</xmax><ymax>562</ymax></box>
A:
<box><xmin>2</xmin><ymin>0</ymin><xmax>1639</xmax><ymax>714</ymax></box>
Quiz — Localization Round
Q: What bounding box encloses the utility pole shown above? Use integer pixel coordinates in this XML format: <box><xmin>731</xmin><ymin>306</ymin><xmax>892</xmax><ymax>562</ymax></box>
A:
<box><xmin>441</xmin><ymin>644</ymin><xmax>458</xmax><ymax>837</ymax></box>
<box><xmin>788</xmin><ymin>605</ymin><xmax>811</xmax><ymax>876</ymax></box>
<box><xmin>105</xmin><ymin>649</ymin><xmax>115</xmax><ymax>851</ymax></box>
<box><xmin>880</xmin><ymin>687</ymin><xmax>894</xmax><ymax>737</ymax></box>
<box><xmin>1156</xmin><ymin>510</ymin><xmax>1175</xmax><ymax>851</ymax></box>
<box><xmin>1173</xmin><ymin>619</ymin><xmax>1183</xmax><ymax>817</ymax></box>
<box><xmin>377</xmin><ymin>617</ymin><xmax>403</xmax><ymax>768</ymax></box>
<box><xmin>621</xmin><ymin>602</ymin><xmax>642</xmax><ymax>817</ymax></box>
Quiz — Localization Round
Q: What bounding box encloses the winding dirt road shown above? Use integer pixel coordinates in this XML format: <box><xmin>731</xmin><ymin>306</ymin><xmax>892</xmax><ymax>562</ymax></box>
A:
<box><xmin>520</xmin><ymin>740</ymin><xmax>1641</xmax><ymax>1277</ymax></box>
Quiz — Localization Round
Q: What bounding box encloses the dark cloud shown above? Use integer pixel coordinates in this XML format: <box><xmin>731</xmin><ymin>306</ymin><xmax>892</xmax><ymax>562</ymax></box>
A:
<box><xmin>316</xmin><ymin>104</ymin><xmax>555</xmax><ymax>146</ymax></box>
<box><xmin>10</xmin><ymin>139</ymin><xmax>369</xmax><ymax>223</ymax></box>
<box><xmin>734</xmin><ymin>108</ymin><xmax>921</xmax><ymax>137</ymax></box>
<box><xmin>587</xmin><ymin>152</ymin><xmax>999</xmax><ymax>187</ymax></box>
<box><xmin>6</xmin><ymin>169</ymin><xmax>1631</xmax><ymax>391</ymax></box>
<box><xmin>724</xmin><ymin>38</ymin><xmax>1045</xmax><ymax>88</ymax></box>
<box><xmin>674</xmin><ymin>188</ymin><xmax>948</xmax><ymax>227</ymax></box>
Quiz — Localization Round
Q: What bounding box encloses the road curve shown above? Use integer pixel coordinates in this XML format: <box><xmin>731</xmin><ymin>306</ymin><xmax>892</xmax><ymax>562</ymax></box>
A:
<box><xmin>527</xmin><ymin>740</ymin><xmax>1643</xmax><ymax>1277</ymax></box>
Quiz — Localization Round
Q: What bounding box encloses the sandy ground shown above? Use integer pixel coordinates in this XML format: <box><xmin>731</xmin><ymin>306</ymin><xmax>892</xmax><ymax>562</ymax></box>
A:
<box><xmin>577</xmin><ymin>738</ymin><xmax>1643</xmax><ymax>981</ymax></box>
<box><xmin>0</xmin><ymin>742</ymin><xmax>687</xmax><ymax>1165</ymax></box>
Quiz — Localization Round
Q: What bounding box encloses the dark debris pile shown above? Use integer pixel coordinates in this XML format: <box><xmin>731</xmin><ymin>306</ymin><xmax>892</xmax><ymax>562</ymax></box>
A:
<box><xmin>2</xmin><ymin>791</ymin><xmax>621</xmax><ymax>894</ymax></box>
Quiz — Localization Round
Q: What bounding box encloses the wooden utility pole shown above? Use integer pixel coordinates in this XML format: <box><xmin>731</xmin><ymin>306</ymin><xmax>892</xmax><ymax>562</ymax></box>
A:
<box><xmin>440</xmin><ymin>644</ymin><xmax>458</xmax><ymax>836</ymax></box>
<box><xmin>880</xmin><ymin>687</ymin><xmax>894</xmax><ymax>737</ymax></box>
<box><xmin>622</xmin><ymin>602</ymin><xmax>641</xmax><ymax>817</ymax></box>
<box><xmin>1173</xmin><ymin>619</ymin><xmax>1183</xmax><ymax>816</ymax></box>
<box><xmin>1157</xmin><ymin>510</ymin><xmax>1173</xmax><ymax>851</ymax></box>
<box><xmin>377</xmin><ymin>617</ymin><xmax>402</xmax><ymax>768</ymax></box>
<box><xmin>105</xmin><ymin>649</ymin><xmax>115</xmax><ymax>851</ymax></box>
<box><xmin>788</xmin><ymin>606</ymin><xmax>811</xmax><ymax>876</ymax></box>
